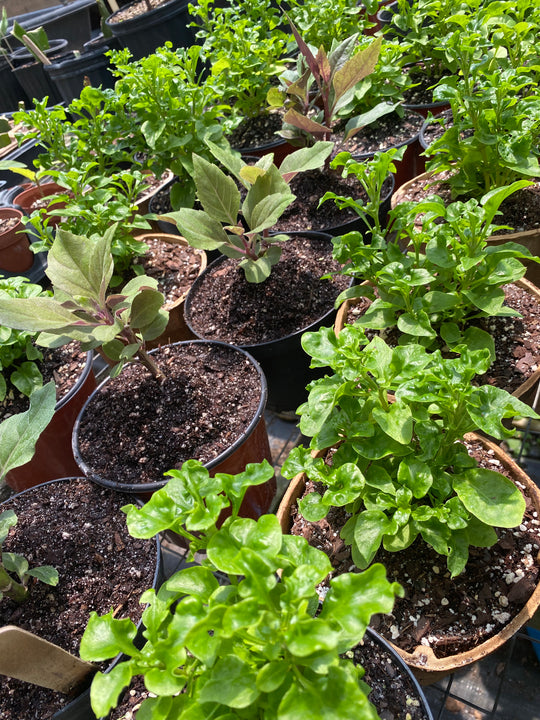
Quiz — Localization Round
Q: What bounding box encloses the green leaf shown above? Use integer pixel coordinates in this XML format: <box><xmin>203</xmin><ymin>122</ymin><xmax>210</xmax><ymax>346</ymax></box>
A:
<box><xmin>129</xmin><ymin>288</ymin><xmax>165</xmax><ymax>330</ymax></box>
<box><xmin>256</xmin><ymin>661</ymin><xmax>289</xmax><ymax>693</ymax></box>
<box><xmin>279</xmin><ymin>142</ymin><xmax>333</xmax><ymax>182</ymax></box>
<box><xmin>372</xmin><ymin>401</ymin><xmax>413</xmax><ymax>445</ymax></box>
<box><xmin>397</xmin><ymin>457</ymin><xmax>433</xmax><ymax>498</ymax></box>
<box><xmin>27</xmin><ymin>565</ymin><xmax>59</xmax><ymax>586</ymax></box>
<box><xmin>192</xmin><ymin>153</ymin><xmax>240</xmax><ymax>224</ymax></box>
<box><xmin>332</xmin><ymin>36</ymin><xmax>382</xmax><ymax>103</ymax></box>
<box><xmin>467</xmin><ymin>385</ymin><xmax>539</xmax><ymax>439</ymax></box>
<box><xmin>0</xmin><ymin>381</ymin><xmax>56</xmax><ymax>481</ymax></box>
<box><xmin>163</xmin><ymin>208</ymin><xmax>229</xmax><ymax>250</ymax></box>
<box><xmin>163</xmin><ymin>566</ymin><xmax>219</xmax><ymax>602</ymax></box>
<box><xmin>199</xmin><ymin>656</ymin><xmax>259</xmax><ymax>708</ymax></box>
<box><xmin>10</xmin><ymin>361</ymin><xmax>43</xmax><ymax>398</ymax></box>
<box><xmin>80</xmin><ymin>611</ymin><xmax>138</xmax><ymax>661</ymax></box>
<box><xmin>90</xmin><ymin>663</ymin><xmax>133</xmax><ymax>719</ymax></box>
<box><xmin>0</xmin><ymin>297</ymin><xmax>80</xmax><ymax>333</ymax></box>
<box><xmin>453</xmin><ymin>468</ymin><xmax>525</xmax><ymax>528</ymax></box>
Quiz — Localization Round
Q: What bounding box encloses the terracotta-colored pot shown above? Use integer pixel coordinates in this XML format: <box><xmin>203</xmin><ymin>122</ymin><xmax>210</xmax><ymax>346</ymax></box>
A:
<box><xmin>392</xmin><ymin>170</ymin><xmax>540</xmax><ymax>287</ymax></box>
<box><xmin>334</xmin><ymin>277</ymin><xmax>540</xmax><ymax>409</ymax></box>
<box><xmin>0</xmin><ymin>207</ymin><xmax>33</xmax><ymax>272</ymax></box>
<box><xmin>133</xmin><ymin>232</ymin><xmax>207</xmax><ymax>349</ymax></box>
<box><xmin>13</xmin><ymin>182</ymin><xmax>69</xmax><ymax>227</ymax></box>
<box><xmin>276</xmin><ymin>433</ymin><xmax>540</xmax><ymax>686</ymax></box>
<box><xmin>5</xmin><ymin>352</ymin><xmax>97</xmax><ymax>492</ymax></box>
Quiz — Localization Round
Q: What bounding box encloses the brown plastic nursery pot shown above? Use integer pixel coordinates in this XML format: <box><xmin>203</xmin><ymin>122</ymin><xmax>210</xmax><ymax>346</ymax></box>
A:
<box><xmin>72</xmin><ymin>341</ymin><xmax>275</xmax><ymax>517</ymax></box>
<box><xmin>13</xmin><ymin>182</ymin><xmax>68</xmax><ymax>227</ymax></box>
<box><xmin>0</xmin><ymin>207</ymin><xmax>34</xmax><ymax>272</ymax></box>
<box><xmin>392</xmin><ymin>170</ymin><xmax>540</xmax><ymax>287</ymax></box>
<box><xmin>333</xmin><ymin>277</ymin><xmax>540</xmax><ymax>409</ymax></box>
<box><xmin>5</xmin><ymin>352</ymin><xmax>97</xmax><ymax>493</ymax></box>
<box><xmin>276</xmin><ymin>433</ymin><xmax>540</xmax><ymax>686</ymax></box>
<box><xmin>133</xmin><ymin>232</ymin><xmax>207</xmax><ymax>348</ymax></box>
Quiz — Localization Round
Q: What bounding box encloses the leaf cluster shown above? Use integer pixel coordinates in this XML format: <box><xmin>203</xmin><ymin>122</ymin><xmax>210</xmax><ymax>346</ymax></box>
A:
<box><xmin>269</xmin><ymin>26</ymin><xmax>384</xmax><ymax>147</ymax></box>
<box><xmin>331</xmin><ymin>182</ymin><xmax>538</xmax><ymax>356</ymax></box>
<box><xmin>163</xmin><ymin>142</ymin><xmax>335</xmax><ymax>282</ymax></box>
<box><xmin>0</xmin><ymin>275</ymin><xmax>51</xmax><ymax>401</ymax></box>
<box><xmin>80</xmin><ymin>458</ymin><xmax>401</xmax><ymax>719</ymax></box>
<box><xmin>0</xmin><ymin>228</ymin><xmax>168</xmax><ymax>379</ymax></box>
<box><xmin>282</xmin><ymin>327</ymin><xmax>538</xmax><ymax>577</ymax></box>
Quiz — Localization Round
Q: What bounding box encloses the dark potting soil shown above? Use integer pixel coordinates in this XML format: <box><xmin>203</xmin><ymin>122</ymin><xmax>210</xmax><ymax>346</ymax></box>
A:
<box><xmin>0</xmin><ymin>478</ymin><xmax>157</xmax><ymax>719</ymax></box>
<box><xmin>76</xmin><ymin>342</ymin><xmax>263</xmax><ymax>486</ymax></box>
<box><xmin>137</xmin><ymin>170</ymin><xmax>173</xmax><ymax>207</ymax></box>
<box><xmin>334</xmin><ymin>110</ymin><xmax>424</xmax><ymax>157</ymax></box>
<box><xmin>351</xmin><ymin>634</ymin><xmax>430</xmax><ymax>720</ymax></box>
<box><xmin>0</xmin><ymin>342</ymin><xmax>89</xmax><ymax>422</ymax></box>
<box><xmin>109</xmin><ymin>0</ymin><xmax>172</xmax><ymax>23</ymax></box>
<box><xmin>131</xmin><ymin>235</ymin><xmax>204</xmax><ymax>305</ymax></box>
<box><xmin>289</xmin><ymin>439</ymin><xmax>540</xmax><ymax>659</ymax></box>
<box><xmin>186</xmin><ymin>235</ymin><xmax>349</xmax><ymax>345</ymax></box>
<box><xmin>273</xmin><ymin>169</ymin><xmax>393</xmax><ymax>234</ymax></box>
<box><xmin>344</xmin><ymin>283</ymin><xmax>540</xmax><ymax>396</ymax></box>
<box><xmin>227</xmin><ymin>111</ymin><xmax>284</xmax><ymax>150</ymax></box>
<box><xmin>396</xmin><ymin>171</ymin><xmax>540</xmax><ymax>234</ymax></box>
<box><xmin>402</xmin><ymin>65</ymin><xmax>451</xmax><ymax>108</ymax></box>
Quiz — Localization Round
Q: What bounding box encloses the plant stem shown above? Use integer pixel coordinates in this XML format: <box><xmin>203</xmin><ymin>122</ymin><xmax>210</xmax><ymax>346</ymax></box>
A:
<box><xmin>0</xmin><ymin>568</ymin><xmax>27</xmax><ymax>603</ymax></box>
<box><xmin>136</xmin><ymin>347</ymin><xmax>164</xmax><ymax>381</ymax></box>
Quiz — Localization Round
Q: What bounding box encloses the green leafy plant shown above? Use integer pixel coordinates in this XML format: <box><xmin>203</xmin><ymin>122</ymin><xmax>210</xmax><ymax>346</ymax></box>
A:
<box><xmin>163</xmin><ymin>149</ymin><xmax>303</xmax><ymax>282</ymax></box>
<box><xmin>108</xmin><ymin>44</ymin><xmax>235</xmax><ymax>208</ymax></box>
<box><xmin>189</xmin><ymin>0</ymin><xmax>291</xmax><ymax>122</ymax></box>
<box><xmin>282</xmin><ymin>328</ymin><xmax>538</xmax><ymax>578</ymax></box>
<box><xmin>288</xmin><ymin>0</ymin><xmax>378</xmax><ymax>49</ymax></box>
<box><xmin>331</xmin><ymin>182</ymin><xmax>539</xmax><ymax>357</ymax></box>
<box><xmin>0</xmin><ymin>226</ymin><xmax>168</xmax><ymax>380</ymax></box>
<box><xmin>425</xmin><ymin>27</ymin><xmax>540</xmax><ymax>198</ymax></box>
<box><xmin>80</xmin><ymin>458</ymin><xmax>402</xmax><ymax>719</ymax></box>
<box><xmin>268</xmin><ymin>23</ymin><xmax>388</xmax><ymax>147</ymax></box>
<box><xmin>0</xmin><ymin>275</ymin><xmax>51</xmax><ymax>402</ymax></box>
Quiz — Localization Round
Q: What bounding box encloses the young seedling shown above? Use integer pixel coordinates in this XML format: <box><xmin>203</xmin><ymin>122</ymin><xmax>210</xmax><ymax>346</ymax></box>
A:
<box><xmin>80</xmin><ymin>458</ymin><xmax>402</xmax><ymax>719</ymax></box>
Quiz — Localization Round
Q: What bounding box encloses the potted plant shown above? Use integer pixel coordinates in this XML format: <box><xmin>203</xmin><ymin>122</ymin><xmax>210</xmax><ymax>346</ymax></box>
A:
<box><xmin>279</xmin><ymin>326</ymin><xmax>540</xmax><ymax>683</ymax></box>
<box><xmin>330</xmin><ymin>181</ymin><xmax>540</xmax><ymax>404</ymax></box>
<box><xmin>78</xmin><ymin>457</ymin><xmax>429</xmax><ymax>720</ymax></box>
<box><xmin>162</xmin><ymin>148</ymin><xmax>351</xmax><ymax>414</ymax></box>
<box><xmin>0</xmin><ymin>226</ymin><xmax>275</xmax><ymax>513</ymax></box>
<box><xmin>0</xmin><ymin>206</ymin><xmax>33</xmax><ymax>272</ymax></box>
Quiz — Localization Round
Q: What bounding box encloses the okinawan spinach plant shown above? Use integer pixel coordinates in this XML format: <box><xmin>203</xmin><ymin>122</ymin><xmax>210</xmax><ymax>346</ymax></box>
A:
<box><xmin>268</xmin><ymin>23</ymin><xmax>385</xmax><ymax>147</ymax></box>
<box><xmin>282</xmin><ymin>327</ymin><xmax>538</xmax><ymax>578</ymax></box>
<box><xmin>80</xmin><ymin>459</ymin><xmax>402</xmax><ymax>719</ymax></box>
<box><xmin>0</xmin><ymin>275</ymin><xmax>51</xmax><ymax>401</ymax></box>
<box><xmin>331</xmin><ymin>182</ymin><xmax>539</xmax><ymax>356</ymax></box>
<box><xmin>163</xmin><ymin>144</ymin><xmax>334</xmax><ymax>282</ymax></box>
<box><xmin>0</xmin><ymin>381</ymin><xmax>58</xmax><ymax>602</ymax></box>
<box><xmin>0</xmin><ymin>227</ymin><xmax>168</xmax><ymax>380</ymax></box>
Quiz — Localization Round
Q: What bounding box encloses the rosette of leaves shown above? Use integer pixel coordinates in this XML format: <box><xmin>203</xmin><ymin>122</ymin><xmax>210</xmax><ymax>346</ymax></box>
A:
<box><xmin>80</xmin><ymin>458</ymin><xmax>402</xmax><ymax>719</ymax></box>
<box><xmin>282</xmin><ymin>327</ymin><xmax>539</xmax><ymax>577</ymax></box>
<box><xmin>268</xmin><ymin>22</ymin><xmax>394</xmax><ymax>148</ymax></box>
<box><xmin>0</xmin><ymin>226</ymin><xmax>168</xmax><ymax>380</ymax></box>
<box><xmin>331</xmin><ymin>181</ymin><xmax>540</xmax><ymax>357</ymax></box>
<box><xmin>163</xmin><ymin>145</ymin><xmax>328</xmax><ymax>282</ymax></box>
<box><xmin>0</xmin><ymin>276</ymin><xmax>51</xmax><ymax>402</ymax></box>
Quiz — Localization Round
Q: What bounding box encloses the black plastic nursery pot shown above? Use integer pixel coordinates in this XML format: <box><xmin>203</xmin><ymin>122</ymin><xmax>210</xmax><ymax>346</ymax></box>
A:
<box><xmin>12</xmin><ymin>60</ymin><xmax>64</xmax><ymax>107</ymax></box>
<box><xmin>44</xmin><ymin>46</ymin><xmax>115</xmax><ymax>105</ymax></box>
<box><xmin>0</xmin><ymin>475</ymin><xmax>163</xmax><ymax>720</ymax></box>
<box><xmin>7</xmin><ymin>0</ymin><xmax>93</xmax><ymax>52</ymax></box>
<box><xmin>184</xmin><ymin>231</ymin><xmax>350</xmax><ymax>415</ymax></box>
<box><xmin>0</xmin><ymin>57</ymin><xmax>29</xmax><ymax>113</ymax></box>
<box><xmin>105</xmin><ymin>0</ymin><xmax>196</xmax><ymax>61</ymax></box>
<box><xmin>9</xmin><ymin>38</ymin><xmax>69</xmax><ymax>68</ymax></box>
<box><xmin>72</xmin><ymin>340</ymin><xmax>275</xmax><ymax>517</ymax></box>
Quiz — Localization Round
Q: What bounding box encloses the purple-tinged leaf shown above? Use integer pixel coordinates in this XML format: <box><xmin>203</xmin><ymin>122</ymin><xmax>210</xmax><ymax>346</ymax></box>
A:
<box><xmin>333</xmin><ymin>36</ymin><xmax>382</xmax><ymax>104</ymax></box>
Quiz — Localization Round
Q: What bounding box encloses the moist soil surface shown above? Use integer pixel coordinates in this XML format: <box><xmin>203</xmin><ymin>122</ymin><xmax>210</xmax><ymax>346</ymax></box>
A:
<box><xmin>0</xmin><ymin>478</ymin><xmax>158</xmax><ymax>719</ymax></box>
<box><xmin>0</xmin><ymin>342</ymin><xmax>89</xmax><ymax>422</ymax></box>
<box><xmin>76</xmin><ymin>342</ymin><xmax>263</xmax><ymax>486</ymax></box>
<box><xmin>227</xmin><ymin>111</ymin><xmax>284</xmax><ymax>150</ymax></box>
<box><xmin>402</xmin><ymin>65</ymin><xmax>452</xmax><ymax>108</ymax></box>
<box><xmin>343</xmin><ymin>282</ymin><xmax>540</xmax><ymax>396</ymax></box>
<box><xmin>396</xmin><ymin>171</ymin><xmax>540</xmax><ymax>234</ymax></box>
<box><xmin>351</xmin><ymin>632</ymin><xmax>430</xmax><ymax>720</ymax></box>
<box><xmin>273</xmin><ymin>169</ymin><xmax>393</xmax><ymax>234</ymax></box>
<box><xmin>185</xmin><ymin>235</ymin><xmax>349</xmax><ymax>345</ymax></box>
<box><xmin>289</xmin><ymin>438</ymin><xmax>540</xmax><ymax>660</ymax></box>
<box><xmin>334</xmin><ymin>110</ymin><xmax>424</xmax><ymax>157</ymax></box>
<box><xmin>130</xmin><ymin>235</ymin><xmax>204</xmax><ymax>305</ymax></box>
